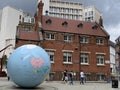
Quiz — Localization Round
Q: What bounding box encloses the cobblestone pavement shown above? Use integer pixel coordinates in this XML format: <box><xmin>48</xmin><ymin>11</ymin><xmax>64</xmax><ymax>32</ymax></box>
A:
<box><xmin>0</xmin><ymin>77</ymin><xmax>119</xmax><ymax>90</ymax></box>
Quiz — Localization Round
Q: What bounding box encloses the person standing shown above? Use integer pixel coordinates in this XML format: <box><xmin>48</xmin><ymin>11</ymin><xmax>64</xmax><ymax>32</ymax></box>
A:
<box><xmin>80</xmin><ymin>70</ymin><xmax>84</xmax><ymax>84</ymax></box>
<box><xmin>63</xmin><ymin>70</ymin><xmax>68</xmax><ymax>84</ymax></box>
<box><xmin>69</xmin><ymin>71</ymin><xmax>74</xmax><ymax>85</ymax></box>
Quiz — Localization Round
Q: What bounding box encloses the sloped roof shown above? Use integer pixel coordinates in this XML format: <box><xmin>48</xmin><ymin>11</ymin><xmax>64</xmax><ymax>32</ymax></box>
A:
<box><xmin>42</xmin><ymin>16</ymin><xmax>109</xmax><ymax>37</ymax></box>
<box><xmin>109</xmin><ymin>40</ymin><xmax>115</xmax><ymax>48</ymax></box>
<box><xmin>18</xmin><ymin>31</ymin><xmax>39</xmax><ymax>41</ymax></box>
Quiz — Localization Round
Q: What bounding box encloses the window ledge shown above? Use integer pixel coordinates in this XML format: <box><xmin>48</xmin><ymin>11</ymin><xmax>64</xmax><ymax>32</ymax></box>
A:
<box><xmin>51</xmin><ymin>61</ymin><xmax>54</xmax><ymax>63</ymax></box>
<box><xmin>63</xmin><ymin>62</ymin><xmax>73</xmax><ymax>64</ymax></box>
<box><xmin>97</xmin><ymin>64</ymin><xmax>105</xmax><ymax>66</ymax></box>
<box><xmin>81</xmin><ymin>63</ymin><xmax>89</xmax><ymax>65</ymax></box>
<box><xmin>96</xmin><ymin>43</ymin><xmax>104</xmax><ymax>45</ymax></box>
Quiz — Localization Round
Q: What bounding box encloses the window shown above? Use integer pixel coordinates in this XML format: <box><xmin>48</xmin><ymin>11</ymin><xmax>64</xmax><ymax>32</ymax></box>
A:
<box><xmin>96</xmin><ymin>38</ymin><xmax>104</xmax><ymax>45</ymax></box>
<box><xmin>31</xmin><ymin>18</ymin><xmax>35</xmax><ymax>23</ymax></box>
<box><xmin>46</xmin><ymin>50</ymin><xmax>55</xmax><ymax>63</ymax></box>
<box><xmin>97</xmin><ymin>73</ymin><xmax>105</xmax><ymax>81</ymax></box>
<box><xmin>80</xmin><ymin>53</ymin><xmax>89</xmax><ymax>64</ymax></box>
<box><xmin>46</xmin><ymin>19</ymin><xmax>52</xmax><ymax>24</ymax></box>
<box><xmin>45</xmin><ymin>33</ymin><xmax>55</xmax><ymax>40</ymax></box>
<box><xmin>64</xmin><ymin>35</ymin><xmax>72</xmax><ymax>42</ymax></box>
<box><xmin>63</xmin><ymin>52</ymin><xmax>72</xmax><ymax>64</ymax></box>
<box><xmin>77</xmin><ymin>23</ymin><xmax>83</xmax><ymax>28</ymax></box>
<box><xmin>97</xmin><ymin>54</ymin><xmax>105</xmax><ymax>65</ymax></box>
<box><xmin>92</xmin><ymin>25</ymin><xmax>98</xmax><ymax>30</ymax></box>
<box><xmin>49</xmin><ymin>72</ymin><xmax>55</xmax><ymax>80</ymax></box>
<box><xmin>80</xmin><ymin>36</ymin><xmax>88</xmax><ymax>43</ymax></box>
<box><xmin>62</xmin><ymin>21</ymin><xmax>68</xmax><ymax>27</ymax></box>
<box><xmin>19</xmin><ymin>15</ymin><xmax>22</xmax><ymax>19</ymax></box>
<box><xmin>89</xmin><ymin>11</ymin><xmax>93</xmax><ymax>16</ymax></box>
<box><xmin>85</xmin><ymin>12</ymin><xmax>87</xmax><ymax>16</ymax></box>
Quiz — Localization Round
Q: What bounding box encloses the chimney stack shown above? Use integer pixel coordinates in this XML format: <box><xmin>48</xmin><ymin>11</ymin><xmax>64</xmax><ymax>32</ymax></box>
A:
<box><xmin>35</xmin><ymin>0</ymin><xmax>44</xmax><ymax>31</ymax></box>
<box><xmin>99</xmin><ymin>16</ymin><xmax>103</xmax><ymax>27</ymax></box>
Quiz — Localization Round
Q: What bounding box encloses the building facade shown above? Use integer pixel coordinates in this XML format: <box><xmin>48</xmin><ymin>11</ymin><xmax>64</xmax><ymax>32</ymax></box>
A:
<box><xmin>0</xmin><ymin>6</ymin><xmax>35</xmax><ymax>58</ymax></box>
<box><xmin>49</xmin><ymin>0</ymin><xmax>83</xmax><ymax>20</ymax></box>
<box><xmin>109</xmin><ymin>41</ymin><xmax>116</xmax><ymax>75</ymax></box>
<box><xmin>84</xmin><ymin>6</ymin><xmax>102</xmax><ymax>24</ymax></box>
<box><xmin>16</xmin><ymin>1</ymin><xmax>110</xmax><ymax>81</ymax></box>
<box><xmin>115</xmin><ymin>36</ymin><xmax>120</xmax><ymax>77</ymax></box>
<box><xmin>0</xmin><ymin>6</ymin><xmax>35</xmax><ymax>76</ymax></box>
<box><xmin>40</xmin><ymin>0</ymin><xmax>102</xmax><ymax>24</ymax></box>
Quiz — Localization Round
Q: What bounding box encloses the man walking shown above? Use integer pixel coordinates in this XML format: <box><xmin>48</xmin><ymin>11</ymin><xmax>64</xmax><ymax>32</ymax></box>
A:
<box><xmin>80</xmin><ymin>70</ymin><xmax>84</xmax><ymax>84</ymax></box>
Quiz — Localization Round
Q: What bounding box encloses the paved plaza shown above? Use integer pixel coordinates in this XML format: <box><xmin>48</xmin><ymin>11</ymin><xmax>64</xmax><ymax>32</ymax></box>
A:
<box><xmin>0</xmin><ymin>77</ymin><xmax>119</xmax><ymax>90</ymax></box>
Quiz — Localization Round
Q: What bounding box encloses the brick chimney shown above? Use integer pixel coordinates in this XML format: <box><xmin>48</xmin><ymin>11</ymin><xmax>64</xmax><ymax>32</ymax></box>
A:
<box><xmin>35</xmin><ymin>0</ymin><xmax>44</xmax><ymax>31</ymax></box>
<box><xmin>99</xmin><ymin>16</ymin><xmax>103</xmax><ymax>27</ymax></box>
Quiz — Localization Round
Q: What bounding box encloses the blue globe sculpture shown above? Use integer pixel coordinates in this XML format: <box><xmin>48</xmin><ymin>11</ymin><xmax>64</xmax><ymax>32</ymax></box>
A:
<box><xmin>7</xmin><ymin>44</ymin><xmax>51</xmax><ymax>88</ymax></box>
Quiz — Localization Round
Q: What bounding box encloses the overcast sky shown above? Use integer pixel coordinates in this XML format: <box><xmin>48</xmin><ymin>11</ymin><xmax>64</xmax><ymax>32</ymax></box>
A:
<box><xmin>0</xmin><ymin>0</ymin><xmax>120</xmax><ymax>43</ymax></box>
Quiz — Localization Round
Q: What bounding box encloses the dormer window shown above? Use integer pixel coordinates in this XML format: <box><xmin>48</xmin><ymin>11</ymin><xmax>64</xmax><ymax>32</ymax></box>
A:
<box><xmin>77</xmin><ymin>23</ymin><xmax>83</xmax><ymax>28</ymax></box>
<box><xmin>92</xmin><ymin>25</ymin><xmax>98</xmax><ymax>30</ymax></box>
<box><xmin>62</xmin><ymin>21</ymin><xmax>68</xmax><ymax>27</ymax></box>
<box><xmin>46</xmin><ymin>19</ymin><xmax>52</xmax><ymax>24</ymax></box>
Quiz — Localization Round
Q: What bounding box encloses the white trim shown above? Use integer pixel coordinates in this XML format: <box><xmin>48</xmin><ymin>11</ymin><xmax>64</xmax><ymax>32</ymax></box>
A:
<box><xmin>80</xmin><ymin>51</ymin><xmax>91</xmax><ymax>53</ymax></box>
<box><xmin>62</xmin><ymin>50</ymin><xmax>73</xmax><ymax>52</ymax></box>
<box><xmin>63</xmin><ymin>62</ymin><xmax>73</xmax><ymax>64</ymax></box>
<box><xmin>81</xmin><ymin>63</ymin><xmax>89</xmax><ymax>65</ymax></box>
<box><xmin>50</xmin><ymin>61</ymin><xmax>54</xmax><ymax>63</ymax></box>
<box><xmin>96</xmin><ymin>52</ymin><xmax>106</xmax><ymax>55</ymax></box>
<box><xmin>45</xmin><ymin>49</ymin><xmax>56</xmax><ymax>51</ymax></box>
<box><xmin>97</xmin><ymin>64</ymin><xmax>105</xmax><ymax>66</ymax></box>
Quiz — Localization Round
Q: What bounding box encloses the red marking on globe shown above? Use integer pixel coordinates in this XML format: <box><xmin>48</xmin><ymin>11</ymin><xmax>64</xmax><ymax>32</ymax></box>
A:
<box><xmin>31</xmin><ymin>58</ymin><xmax>43</xmax><ymax>68</ymax></box>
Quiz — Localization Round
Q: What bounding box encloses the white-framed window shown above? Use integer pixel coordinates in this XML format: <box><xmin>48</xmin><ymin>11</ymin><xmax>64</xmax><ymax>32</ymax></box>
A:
<box><xmin>64</xmin><ymin>35</ymin><xmax>72</xmax><ymax>42</ymax></box>
<box><xmin>80</xmin><ymin>53</ymin><xmax>89</xmax><ymax>64</ymax></box>
<box><xmin>97</xmin><ymin>54</ymin><xmax>105</xmax><ymax>65</ymax></box>
<box><xmin>45</xmin><ymin>32</ymin><xmax>55</xmax><ymax>40</ymax></box>
<box><xmin>96</xmin><ymin>38</ymin><xmax>104</xmax><ymax>45</ymax></box>
<box><xmin>89</xmin><ymin>11</ymin><xmax>93</xmax><ymax>16</ymax></box>
<box><xmin>80</xmin><ymin>36</ymin><xmax>89</xmax><ymax>43</ymax></box>
<box><xmin>63</xmin><ymin>52</ymin><xmax>72</xmax><ymax>64</ymax></box>
<box><xmin>46</xmin><ymin>50</ymin><xmax>55</xmax><ymax>63</ymax></box>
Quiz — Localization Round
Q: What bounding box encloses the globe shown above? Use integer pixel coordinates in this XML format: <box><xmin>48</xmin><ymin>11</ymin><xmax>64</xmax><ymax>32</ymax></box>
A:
<box><xmin>7</xmin><ymin>44</ymin><xmax>51</xmax><ymax>88</ymax></box>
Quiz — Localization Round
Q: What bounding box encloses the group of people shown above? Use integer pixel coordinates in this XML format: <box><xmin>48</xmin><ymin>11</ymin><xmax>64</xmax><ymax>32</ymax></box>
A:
<box><xmin>62</xmin><ymin>70</ymin><xmax>74</xmax><ymax>85</ymax></box>
<box><xmin>62</xmin><ymin>70</ymin><xmax>85</xmax><ymax>85</ymax></box>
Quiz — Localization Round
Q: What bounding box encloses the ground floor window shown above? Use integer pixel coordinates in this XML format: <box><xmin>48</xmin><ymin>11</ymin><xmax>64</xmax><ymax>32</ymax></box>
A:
<box><xmin>49</xmin><ymin>72</ymin><xmax>55</xmax><ymax>81</ymax></box>
<box><xmin>97</xmin><ymin>73</ymin><xmax>105</xmax><ymax>81</ymax></box>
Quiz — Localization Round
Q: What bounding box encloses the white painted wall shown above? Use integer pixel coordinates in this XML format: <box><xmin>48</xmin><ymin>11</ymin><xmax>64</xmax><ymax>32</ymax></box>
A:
<box><xmin>110</xmin><ymin>45</ymin><xmax>116</xmax><ymax>73</ymax></box>
<box><xmin>0</xmin><ymin>6</ymin><xmax>23</xmax><ymax>58</ymax></box>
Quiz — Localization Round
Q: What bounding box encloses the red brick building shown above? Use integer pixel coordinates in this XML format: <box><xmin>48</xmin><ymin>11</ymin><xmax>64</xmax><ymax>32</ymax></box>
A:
<box><xmin>16</xmin><ymin>1</ymin><xmax>110</xmax><ymax>81</ymax></box>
